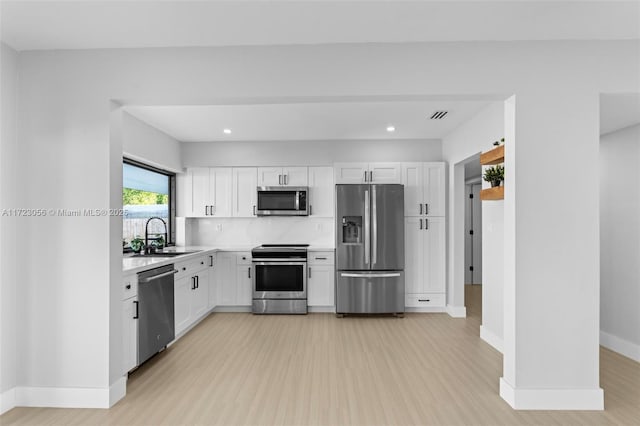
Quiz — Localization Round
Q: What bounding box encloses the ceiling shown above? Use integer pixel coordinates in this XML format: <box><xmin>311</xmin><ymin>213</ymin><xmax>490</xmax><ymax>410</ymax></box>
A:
<box><xmin>2</xmin><ymin>1</ymin><xmax>639</xmax><ymax>51</ymax></box>
<box><xmin>124</xmin><ymin>100</ymin><xmax>493</xmax><ymax>142</ymax></box>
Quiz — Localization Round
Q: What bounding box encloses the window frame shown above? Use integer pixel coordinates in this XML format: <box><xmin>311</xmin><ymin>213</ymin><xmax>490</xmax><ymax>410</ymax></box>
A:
<box><xmin>123</xmin><ymin>158</ymin><xmax>176</xmax><ymax>249</ymax></box>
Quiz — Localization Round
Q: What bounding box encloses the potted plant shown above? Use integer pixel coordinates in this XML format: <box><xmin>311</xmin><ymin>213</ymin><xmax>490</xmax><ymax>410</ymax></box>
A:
<box><xmin>129</xmin><ymin>237</ymin><xmax>145</xmax><ymax>254</ymax></box>
<box><xmin>493</xmin><ymin>137</ymin><xmax>505</xmax><ymax>147</ymax></box>
<box><xmin>483</xmin><ymin>164</ymin><xmax>504</xmax><ymax>187</ymax></box>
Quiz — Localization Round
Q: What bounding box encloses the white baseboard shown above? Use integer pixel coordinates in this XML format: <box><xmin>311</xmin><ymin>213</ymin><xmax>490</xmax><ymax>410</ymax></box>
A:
<box><xmin>499</xmin><ymin>378</ymin><xmax>604</xmax><ymax>410</ymax></box>
<box><xmin>109</xmin><ymin>377</ymin><xmax>127</xmax><ymax>408</ymax></box>
<box><xmin>212</xmin><ymin>306</ymin><xmax>252</xmax><ymax>313</ymax></box>
<box><xmin>446</xmin><ymin>304</ymin><xmax>467</xmax><ymax>318</ymax></box>
<box><xmin>1</xmin><ymin>388</ymin><xmax>16</xmax><ymax>415</ymax></box>
<box><xmin>308</xmin><ymin>306</ymin><xmax>335</xmax><ymax>313</ymax></box>
<box><xmin>13</xmin><ymin>384</ymin><xmax>117</xmax><ymax>409</ymax></box>
<box><xmin>480</xmin><ymin>325</ymin><xmax>504</xmax><ymax>353</ymax></box>
<box><xmin>405</xmin><ymin>307</ymin><xmax>447</xmax><ymax>313</ymax></box>
<box><xmin>600</xmin><ymin>330</ymin><xmax>640</xmax><ymax>362</ymax></box>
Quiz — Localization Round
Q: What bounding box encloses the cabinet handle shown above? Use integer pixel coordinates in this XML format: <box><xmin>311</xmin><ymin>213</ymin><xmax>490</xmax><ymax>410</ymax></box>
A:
<box><xmin>419</xmin><ymin>204</ymin><xmax>422</xmax><ymax>215</ymax></box>
<box><xmin>279</xmin><ymin>174</ymin><xmax>282</xmax><ymax>185</ymax></box>
<box><xmin>248</xmin><ymin>267</ymin><xmax>251</xmax><ymax>278</ymax></box>
<box><xmin>308</xmin><ymin>267</ymin><xmax>311</xmax><ymax>278</ymax></box>
<box><xmin>363</xmin><ymin>170</ymin><xmax>367</xmax><ymax>182</ymax></box>
<box><xmin>191</xmin><ymin>276</ymin><xmax>196</xmax><ymax>290</ymax></box>
<box><xmin>309</xmin><ymin>205</ymin><xmax>313</xmax><ymax>215</ymax></box>
<box><xmin>284</xmin><ymin>175</ymin><xmax>288</xmax><ymax>185</ymax></box>
<box><xmin>210</xmin><ymin>256</ymin><xmax>214</xmax><ymax>267</ymax></box>
<box><xmin>210</xmin><ymin>205</ymin><xmax>215</xmax><ymax>215</ymax></box>
<box><xmin>205</xmin><ymin>205</ymin><xmax>210</xmax><ymax>215</ymax></box>
<box><xmin>369</xmin><ymin>171</ymin><xmax>373</xmax><ymax>182</ymax></box>
<box><xmin>133</xmin><ymin>301</ymin><xmax>139</xmax><ymax>319</ymax></box>
<box><xmin>253</xmin><ymin>205</ymin><xmax>256</xmax><ymax>216</ymax></box>
<box><xmin>196</xmin><ymin>275</ymin><xmax>199</xmax><ymax>289</ymax></box>
<box><xmin>182</xmin><ymin>267</ymin><xmax>186</xmax><ymax>271</ymax></box>
<box><xmin>419</xmin><ymin>219</ymin><xmax>422</xmax><ymax>230</ymax></box>
<box><xmin>425</xmin><ymin>219</ymin><xmax>428</xmax><ymax>230</ymax></box>
<box><xmin>418</xmin><ymin>299</ymin><xmax>430</xmax><ymax>302</ymax></box>
<box><xmin>315</xmin><ymin>257</ymin><xmax>327</xmax><ymax>260</ymax></box>
<box><xmin>425</xmin><ymin>203</ymin><xmax>428</xmax><ymax>215</ymax></box>
<box><xmin>125</xmin><ymin>284</ymin><xmax>131</xmax><ymax>290</ymax></box>
<box><xmin>201</xmin><ymin>261</ymin><xmax>204</xmax><ymax>265</ymax></box>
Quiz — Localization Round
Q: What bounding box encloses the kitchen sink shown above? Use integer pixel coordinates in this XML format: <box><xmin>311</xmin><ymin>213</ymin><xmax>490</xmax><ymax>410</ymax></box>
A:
<box><xmin>130</xmin><ymin>251</ymin><xmax>201</xmax><ymax>258</ymax></box>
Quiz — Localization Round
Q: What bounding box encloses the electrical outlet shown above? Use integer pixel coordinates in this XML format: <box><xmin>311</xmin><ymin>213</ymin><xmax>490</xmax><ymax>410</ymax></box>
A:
<box><xmin>216</xmin><ymin>224</ymin><xmax>223</xmax><ymax>231</ymax></box>
<box><xmin>316</xmin><ymin>223</ymin><xmax>322</xmax><ymax>232</ymax></box>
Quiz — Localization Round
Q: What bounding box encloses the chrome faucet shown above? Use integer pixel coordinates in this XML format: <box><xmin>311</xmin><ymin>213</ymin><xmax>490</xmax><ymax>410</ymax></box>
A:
<box><xmin>145</xmin><ymin>217</ymin><xmax>168</xmax><ymax>254</ymax></box>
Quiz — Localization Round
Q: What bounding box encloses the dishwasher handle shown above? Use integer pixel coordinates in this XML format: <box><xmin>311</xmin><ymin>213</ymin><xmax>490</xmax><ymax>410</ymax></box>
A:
<box><xmin>139</xmin><ymin>269</ymin><xmax>178</xmax><ymax>283</ymax></box>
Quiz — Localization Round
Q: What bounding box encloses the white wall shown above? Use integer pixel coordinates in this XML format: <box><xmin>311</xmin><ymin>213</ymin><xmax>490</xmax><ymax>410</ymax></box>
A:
<box><xmin>182</xmin><ymin>139</ymin><xmax>442</xmax><ymax>166</ymax></box>
<box><xmin>442</xmin><ymin>102</ymin><xmax>505</xmax><ymax>351</ymax></box>
<box><xmin>5</xmin><ymin>40</ymin><xmax>639</xmax><ymax>410</ymax></box>
<box><xmin>600</xmin><ymin>124</ymin><xmax>640</xmax><ymax>361</ymax></box>
<box><xmin>123</xmin><ymin>111</ymin><xmax>182</xmax><ymax>173</ymax></box>
<box><xmin>0</xmin><ymin>42</ymin><xmax>19</xmax><ymax>412</ymax></box>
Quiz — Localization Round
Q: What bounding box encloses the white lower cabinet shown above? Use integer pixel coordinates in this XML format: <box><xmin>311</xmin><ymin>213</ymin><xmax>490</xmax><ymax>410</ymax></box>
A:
<box><xmin>207</xmin><ymin>253</ymin><xmax>217</xmax><ymax>309</ymax></box>
<box><xmin>216</xmin><ymin>252</ymin><xmax>252</xmax><ymax>306</ymax></box>
<box><xmin>122</xmin><ymin>295</ymin><xmax>138</xmax><ymax>374</ymax></box>
<box><xmin>174</xmin><ymin>258</ymin><xmax>210</xmax><ymax>335</ymax></box>
<box><xmin>404</xmin><ymin>216</ymin><xmax>446</xmax><ymax>307</ymax></box>
<box><xmin>307</xmin><ymin>251</ymin><xmax>335</xmax><ymax>308</ymax></box>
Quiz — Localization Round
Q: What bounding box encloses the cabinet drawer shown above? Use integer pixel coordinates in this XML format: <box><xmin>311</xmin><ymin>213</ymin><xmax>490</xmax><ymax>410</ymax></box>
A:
<box><xmin>235</xmin><ymin>252</ymin><xmax>252</xmax><ymax>264</ymax></box>
<box><xmin>405</xmin><ymin>293</ymin><xmax>445</xmax><ymax>307</ymax></box>
<box><xmin>308</xmin><ymin>251</ymin><xmax>335</xmax><ymax>265</ymax></box>
<box><xmin>175</xmin><ymin>256</ymin><xmax>208</xmax><ymax>280</ymax></box>
<box><xmin>122</xmin><ymin>274</ymin><xmax>138</xmax><ymax>300</ymax></box>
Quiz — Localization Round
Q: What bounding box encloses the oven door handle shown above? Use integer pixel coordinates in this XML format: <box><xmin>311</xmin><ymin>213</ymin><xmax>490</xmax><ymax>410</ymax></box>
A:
<box><xmin>252</xmin><ymin>259</ymin><xmax>307</xmax><ymax>263</ymax></box>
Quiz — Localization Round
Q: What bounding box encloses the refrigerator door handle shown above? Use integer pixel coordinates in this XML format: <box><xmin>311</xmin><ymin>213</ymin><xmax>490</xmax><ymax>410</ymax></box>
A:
<box><xmin>372</xmin><ymin>185</ymin><xmax>377</xmax><ymax>266</ymax></box>
<box><xmin>340</xmin><ymin>272</ymin><xmax>401</xmax><ymax>278</ymax></box>
<box><xmin>364</xmin><ymin>189</ymin><xmax>370</xmax><ymax>266</ymax></box>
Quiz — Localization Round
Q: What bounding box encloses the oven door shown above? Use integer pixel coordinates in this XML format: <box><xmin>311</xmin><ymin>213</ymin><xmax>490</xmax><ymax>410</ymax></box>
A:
<box><xmin>252</xmin><ymin>261</ymin><xmax>307</xmax><ymax>299</ymax></box>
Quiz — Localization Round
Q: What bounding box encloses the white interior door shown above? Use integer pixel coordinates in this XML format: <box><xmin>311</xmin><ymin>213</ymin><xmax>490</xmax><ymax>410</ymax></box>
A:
<box><xmin>471</xmin><ymin>183</ymin><xmax>482</xmax><ymax>284</ymax></box>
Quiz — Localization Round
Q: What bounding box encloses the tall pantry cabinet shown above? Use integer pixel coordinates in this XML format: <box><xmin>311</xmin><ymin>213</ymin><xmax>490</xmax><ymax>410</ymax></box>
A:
<box><xmin>402</xmin><ymin>162</ymin><xmax>446</xmax><ymax>308</ymax></box>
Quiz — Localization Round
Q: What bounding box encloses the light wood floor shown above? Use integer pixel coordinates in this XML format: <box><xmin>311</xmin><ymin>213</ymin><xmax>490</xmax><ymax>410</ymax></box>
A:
<box><xmin>3</xmin><ymin>285</ymin><xmax>639</xmax><ymax>425</ymax></box>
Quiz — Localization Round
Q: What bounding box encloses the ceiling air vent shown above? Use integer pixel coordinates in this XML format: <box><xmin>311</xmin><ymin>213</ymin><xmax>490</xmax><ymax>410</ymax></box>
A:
<box><xmin>430</xmin><ymin>111</ymin><xmax>448</xmax><ymax>120</ymax></box>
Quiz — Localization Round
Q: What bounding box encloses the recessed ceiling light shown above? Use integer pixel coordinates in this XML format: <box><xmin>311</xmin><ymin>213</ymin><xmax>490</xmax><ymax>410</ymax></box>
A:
<box><xmin>386</xmin><ymin>126</ymin><xmax>396</xmax><ymax>132</ymax></box>
<box><xmin>223</xmin><ymin>128</ymin><xmax>232</xmax><ymax>134</ymax></box>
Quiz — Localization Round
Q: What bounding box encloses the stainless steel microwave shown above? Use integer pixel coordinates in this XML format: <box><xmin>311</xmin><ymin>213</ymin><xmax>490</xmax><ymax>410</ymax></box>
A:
<box><xmin>256</xmin><ymin>187</ymin><xmax>309</xmax><ymax>216</ymax></box>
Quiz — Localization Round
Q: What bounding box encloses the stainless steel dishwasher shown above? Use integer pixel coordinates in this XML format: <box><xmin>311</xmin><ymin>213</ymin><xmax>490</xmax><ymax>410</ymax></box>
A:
<box><xmin>137</xmin><ymin>264</ymin><xmax>177</xmax><ymax>365</ymax></box>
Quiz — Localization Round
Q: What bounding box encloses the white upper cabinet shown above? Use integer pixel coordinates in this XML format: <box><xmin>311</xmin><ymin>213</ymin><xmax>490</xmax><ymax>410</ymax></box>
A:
<box><xmin>232</xmin><ymin>167</ymin><xmax>258</xmax><ymax>217</ymax></box>
<box><xmin>401</xmin><ymin>162</ymin><xmax>445</xmax><ymax>217</ymax></box>
<box><xmin>424</xmin><ymin>163</ymin><xmax>445</xmax><ymax>217</ymax></box>
<box><xmin>182</xmin><ymin>167</ymin><xmax>232</xmax><ymax>217</ymax></box>
<box><xmin>308</xmin><ymin>166</ymin><xmax>334</xmax><ymax>217</ymax></box>
<box><xmin>257</xmin><ymin>166</ymin><xmax>308</xmax><ymax>186</ymax></box>
<box><xmin>334</xmin><ymin>162</ymin><xmax>401</xmax><ymax>184</ymax></box>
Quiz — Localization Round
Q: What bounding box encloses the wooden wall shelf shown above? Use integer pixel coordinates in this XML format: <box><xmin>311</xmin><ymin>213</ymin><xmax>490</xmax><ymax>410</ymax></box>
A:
<box><xmin>480</xmin><ymin>186</ymin><xmax>504</xmax><ymax>200</ymax></box>
<box><xmin>480</xmin><ymin>145</ymin><xmax>504</xmax><ymax>165</ymax></box>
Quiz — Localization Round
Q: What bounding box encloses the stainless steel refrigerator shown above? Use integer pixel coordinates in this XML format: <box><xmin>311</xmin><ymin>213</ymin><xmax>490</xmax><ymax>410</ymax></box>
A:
<box><xmin>335</xmin><ymin>184</ymin><xmax>405</xmax><ymax>315</ymax></box>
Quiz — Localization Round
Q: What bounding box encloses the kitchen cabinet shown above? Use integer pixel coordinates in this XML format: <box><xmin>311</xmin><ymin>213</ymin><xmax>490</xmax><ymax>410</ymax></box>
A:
<box><xmin>334</xmin><ymin>162</ymin><xmax>401</xmax><ymax>184</ymax></box>
<box><xmin>258</xmin><ymin>166</ymin><xmax>308</xmax><ymax>186</ymax></box>
<box><xmin>404</xmin><ymin>216</ymin><xmax>445</xmax><ymax>307</ymax></box>
<box><xmin>402</xmin><ymin>162</ymin><xmax>445</xmax><ymax>217</ymax></box>
<box><xmin>207</xmin><ymin>252</ymin><xmax>217</xmax><ymax>309</ymax></box>
<box><xmin>216</xmin><ymin>252</ymin><xmax>252</xmax><ymax>306</ymax></box>
<box><xmin>174</xmin><ymin>257</ymin><xmax>210</xmax><ymax>335</ymax></box>
<box><xmin>121</xmin><ymin>274</ymin><xmax>138</xmax><ymax>374</ymax></box>
<box><xmin>232</xmin><ymin>168</ymin><xmax>258</xmax><ymax>217</ymax></box>
<box><xmin>307</xmin><ymin>166</ymin><xmax>334</xmax><ymax>217</ymax></box>
<box><xmin>307</xmin><ymin>251</ymin><xmax>335</xmax><ymax>308</ymax></box>
<box><xmin>183</xmin><ymin>167</ymin><xmax>232</xmax><ymax>217</ymax></box>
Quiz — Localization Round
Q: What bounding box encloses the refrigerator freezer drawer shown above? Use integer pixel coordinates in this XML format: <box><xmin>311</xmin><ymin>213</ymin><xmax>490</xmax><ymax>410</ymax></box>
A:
<box><xmin>336</xmin><ymin>271</ymin><xmax>405</xmax><ymax>314</ymax></box>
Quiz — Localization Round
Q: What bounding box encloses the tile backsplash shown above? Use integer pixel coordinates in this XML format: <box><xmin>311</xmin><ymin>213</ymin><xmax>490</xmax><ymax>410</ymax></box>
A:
<box><xmin>185</xmin><ymin>217</ymin><xmax>335</xmax><ymax>247</ymax></box>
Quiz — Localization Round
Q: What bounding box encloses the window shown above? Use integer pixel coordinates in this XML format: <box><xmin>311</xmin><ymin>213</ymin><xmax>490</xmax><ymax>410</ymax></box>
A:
<box><xmin>122</xmin><ymin>159</ymin><xmax>176</xmax><ymax>250</ymax></box>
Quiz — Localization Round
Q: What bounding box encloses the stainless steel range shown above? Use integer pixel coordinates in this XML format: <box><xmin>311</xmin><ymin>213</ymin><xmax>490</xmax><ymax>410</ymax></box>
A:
<box><xmin>251</xmin><ymin>244</ymin><xmax>309</xmax><ymax>314</ymax></box>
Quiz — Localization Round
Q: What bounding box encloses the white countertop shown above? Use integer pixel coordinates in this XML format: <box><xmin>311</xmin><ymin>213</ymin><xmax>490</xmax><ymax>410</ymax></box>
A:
<box><xmin>123</xmin><ymin>245</ymin><xmax>335</xmax><ymax>274</ymax></box>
